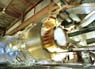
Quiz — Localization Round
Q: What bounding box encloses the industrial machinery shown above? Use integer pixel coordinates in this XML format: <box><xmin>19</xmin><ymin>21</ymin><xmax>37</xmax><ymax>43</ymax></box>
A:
<box><xmin>1</xmin><ymin>0</ymin><xmax>95</xmax><ymax>69</ymax></box>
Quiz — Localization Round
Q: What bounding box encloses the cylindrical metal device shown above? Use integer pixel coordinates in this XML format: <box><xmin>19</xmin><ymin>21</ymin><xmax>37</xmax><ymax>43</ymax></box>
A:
<box><xmin>24</xmin><ymin>20</ymin><xmax>68</xmax><ymax>61</ymax></box>
<box><xmin>24</xmin><ymin>22</ymin><xmax>51</xmax><ymax>61</ymax></box>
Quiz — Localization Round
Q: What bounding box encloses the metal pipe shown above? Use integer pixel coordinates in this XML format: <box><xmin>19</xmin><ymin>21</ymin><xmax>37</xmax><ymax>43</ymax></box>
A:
<box><xmin>87</xmin><ymin>38</ymin><xmax>95</xmax><ymax>44</ymax></box>
<box><xmin>67</xmin><ymin>3</ymin><xmax>95</xmax><ymax>14</ymax></box>
<box><xmin>68</xmin><ymin>27</ymin><xmax>95</xmax><ymax>37</ymax></box>
<box><xmin>80</xmin><ymin>10</ymin><xmax>95</xmax><ymax>27</ymax></box>
<box><xmin>52</xmin><ymin>46</ymin><xmax>95</xmax><ymax>53</ymax></box>
<box><xmin>35</xmin><ymin>63</ymin><xmax>83</xmax><ymax>67</ymax></box>
<box><xmin>35</xmin><ymin>63</ymin><xmax>95</xmax><ymax>69</ymax></box>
